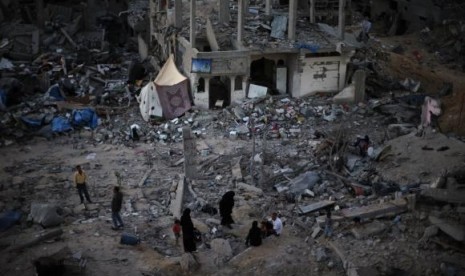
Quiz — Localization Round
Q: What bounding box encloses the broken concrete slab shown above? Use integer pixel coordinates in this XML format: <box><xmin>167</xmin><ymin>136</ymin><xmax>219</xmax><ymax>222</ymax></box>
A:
<box><xmin>169</xmin><ymin>176</ymin><xmax>185</xmax><ymax>219</ymax></box>
<box><xmin>231</xmin><ymin>161</ymin><xmax>242</xmax><ymax>180</ymax></box>
<box><xmin>248</xmin><ymin>84</ymin><xmax>268</xmax><ymax>98</ymax></box>
<box><xmin>351</xmin><ymin>220</ymin><xmax>386</xmax><ymax>239</ymax></box>
<box><xmin>377</xmin><ymin>133</ymin><xmax>465</xmax><ymax>186</ymax></box>
<box><xmin>6</xmin><ymin>228</ymin><xmax>63</xmax><ymax>252</ymax></box>
<box><xmin>429</xmin><ymin>215</ymin><xmax>465</xmax><ymax>242</ymax></box>
<box><xmin>211</xmin><ymin>238</ymin><xmax>233</xmax><ymax>257</ymax></box>
<box><xmin>421</xmin><ymin>188</ymin><xmax>465</xmax><ymax>204</ymax></box>
<box><xmin>28</xmin><ymin>203</ymin><xmax>63</xmax><ymax>228</ymax></box>
<box><xmin>316</xmin><ymin>215</ymin><xmax>344</xmax><ymax>227</ymax></box>
<box><xmin>328</xmin><ymin>240</ymin><xmax>365</xmax><ymax>276</ymax></box>
<box><xmin>333</xmin><ymin>84</ymin><xmax>355</xmax><ymax>104</ymax></box>
<box><xmin>270</xmin><ymin>15</ymin><xmax>288</xmax><ymax>39</ymax></box>
<box><xmin>287</xmin><ymin>171</ymin><xmax>320</xmax><ymax>197</ymax></box>
<box><xmin>180</xmin><ymin>253</ymin><xmax>199</xmax><ymax>272</ymax></box>
<box><xmin>183</xmin><ymin>127</ymin><xmax>197</xmax><ymax>179</ymax></box>
<box><xmin>341</xmin><ymin>198</ymin><xmax>407</xmax><ymax>220</ymax></box>
<box><xmin>311</xmin><ymin>226</ymin><xmax>322</xmax><ymax>238</ymax></box>
<box><xmin>237</xmin><ymin>182</ymin><xmax>263</xmax><ymax>195</ymax></box>
<box><xmin>297</xmin><ymin>200</ymin><xmax>335</xmax><ymax>215</ymax></box>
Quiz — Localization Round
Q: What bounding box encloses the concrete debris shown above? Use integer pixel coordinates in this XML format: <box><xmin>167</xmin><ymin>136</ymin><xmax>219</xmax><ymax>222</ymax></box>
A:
<box><xmin>236</xmin><ymin>182</ymin><xmax>263</xmax><ymax>195</ymax></box>
<box><xmin>314</xmin><ymin>247</ymin><xmax>328</xmax><ymax>262</ymax></box>
<box><xmin>211</xmin><ymin>238</ymin><xmax>233</xmax><ymax>264</ymax></box>
<box><xmin>298</xmin><ymin>200</ymin><xmax>335</xmax><ymax>215</ymax></box>
<box><xmin>0</xmin><ymin>0</ymin><xmax>464</xmax><ymax>275</ymax></box>
<box><xmin>341</xmin><ymin>199</ymin><xmax>408</xmax><ymax>220</ymax></box>
<box><xmin>419</xmin><ymin>225</ymin><xmax>439</xmax><ymax>245</ymax></box>
<box><xmin>28</xmin><ymin>203</ymin><xmax>63</xmax><ymax>228</ymax></box>
<box><xmin>351</xmin><ymin>220</ymin><xmax>386</xmax><ymax>239</ymax></box>
<box><xmin>429</xmin><ymin>216</ymin><xmax>465</xmax><ymax>242</ymax></box>
<box><xmin>421</xmin><ymin>188</ymin><xmax>465</xmax><ymax>204</ymax></box>
<box><xmin>180</xmin><ymin>253</ymin><xmax>200</xmax><ymax>272</ymax></box>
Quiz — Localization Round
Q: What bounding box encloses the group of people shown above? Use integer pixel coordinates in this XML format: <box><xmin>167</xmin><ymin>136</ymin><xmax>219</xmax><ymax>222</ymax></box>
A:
<box><xmin>73</xmin><ymin>165</ymin><xmax>124</xmax><ymax>230</ymax></box>
<box><xmin>245</xmin><ymin>212</ymin><xmax>283</xmax><ymax>247</ymax></box>
<box><xmin>73</xmin><ymin>167</ymin><xmax>330</xmax><ymax>252</ymax></box>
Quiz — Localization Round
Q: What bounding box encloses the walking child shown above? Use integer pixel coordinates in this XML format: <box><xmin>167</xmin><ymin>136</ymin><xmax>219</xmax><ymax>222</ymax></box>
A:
<box><xmin>172</xmin><ymin>219</ymin><xmax>181</xmax><ymax>245</ymax></box>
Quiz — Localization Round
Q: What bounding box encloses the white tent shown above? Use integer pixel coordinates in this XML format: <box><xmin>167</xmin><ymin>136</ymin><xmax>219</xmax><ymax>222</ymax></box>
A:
<box><xmin>137</xmin><ymin>54</ymin><xmax>191</xmax><ymax>120</ymax></box>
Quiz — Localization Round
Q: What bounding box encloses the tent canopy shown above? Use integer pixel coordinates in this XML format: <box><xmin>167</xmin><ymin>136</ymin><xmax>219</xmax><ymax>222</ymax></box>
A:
<box><xmin>154</xmin><ymin>55</ymin><xmax>187</xmax><ymax>86</ymax></box>
<box><xmin>138</xmin><ymin>54</ymin><xmax>191</xmax><ymax>121</ymax></box>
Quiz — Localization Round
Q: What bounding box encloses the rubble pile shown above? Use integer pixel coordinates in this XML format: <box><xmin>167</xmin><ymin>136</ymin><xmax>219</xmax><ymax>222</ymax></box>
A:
<box><xmin>420</xmin><ymin>20</ymin><xmax>465</xmax><ymax>71</ymax></box>
<box><xmin>0</xmin><ymin>1</ymin><xmax>465</xmax><ymax>276</ymax></box>
<box><xmin>178</xmin><ymin>1</ymin><xmax>341</xmax><ymax>51</ymax></box>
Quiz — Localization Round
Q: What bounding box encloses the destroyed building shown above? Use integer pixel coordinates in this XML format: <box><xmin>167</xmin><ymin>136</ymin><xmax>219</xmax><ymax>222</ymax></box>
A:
<box><xmin>1</xmin><ymin>0</ymin><xmax>465</xmax><ymax>276</ymax></box>
<box><xmin>146</xmin><ymin>0</ymin><xmax>358</xmax><ymax>108</ymax></box>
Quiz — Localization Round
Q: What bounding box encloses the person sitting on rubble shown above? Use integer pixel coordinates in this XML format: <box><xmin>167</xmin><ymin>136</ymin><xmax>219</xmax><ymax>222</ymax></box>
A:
<box><xmin>261</xmin><ymin>219</ymin><xmax>274</xmax><ymax>238</ymax></box>
<box><xmin>271</xmin><ymin>212</ymin><xmax>283</xmax><ymax>237</ymax></box>
<box><xmin>245</xmin><ymin>221</ymin><xmax>262</xmax><ymax>247</ymax></box>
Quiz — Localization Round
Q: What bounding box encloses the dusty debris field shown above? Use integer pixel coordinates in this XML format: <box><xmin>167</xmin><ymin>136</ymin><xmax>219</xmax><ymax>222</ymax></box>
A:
<box><xmin>1</xmin><ymin>84</ymin><xmax>465</xmax><ymax>276</ymax></box>
<box><xmin>1</xmin><ymin>15</ymin><xmax>465</xmax><ymax>275</ymax></box>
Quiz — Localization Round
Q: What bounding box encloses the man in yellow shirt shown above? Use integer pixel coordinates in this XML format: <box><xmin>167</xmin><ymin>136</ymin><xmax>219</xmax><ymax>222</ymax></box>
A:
<box><xmin>74</xmin><ymin>165</ymin><xmax>92</xmax><ymax>204</ymax></box>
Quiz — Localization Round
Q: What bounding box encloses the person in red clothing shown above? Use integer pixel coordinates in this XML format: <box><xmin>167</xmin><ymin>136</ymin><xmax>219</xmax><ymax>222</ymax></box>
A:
<box><xmin>172</xmin><ymin>219</ymin><xmax>181</xmax><ymax>245</ymax></box>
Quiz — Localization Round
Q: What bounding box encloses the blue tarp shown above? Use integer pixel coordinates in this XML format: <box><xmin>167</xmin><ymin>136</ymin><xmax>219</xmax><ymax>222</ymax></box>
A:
<box><xmin>295</xmin><ymin>43</ymin><xmax>320</xmax><ymax>53</ymax></box>
<box><xmin>20</xmin><ymin>116</ymin><xmax>44</xmax><ymax>128</ymax></box>
<box><xmin>71</xmin><ymin>108</ymin><xmax>98</xmax><ymax>129</ymax></box>
<box><xmin>52</xmin><ymin>116</ymin><xmax>73</xmax><ymax>132</ymax></box>
<box><xmin>0</xmin><ymin>210</ymin><xmax>22</xmax><ymax>232</ymax></box>
<box><xmin>47</xmin><ymin>84</ymin><xmax>66</xmax><ymax>101</ymax></box>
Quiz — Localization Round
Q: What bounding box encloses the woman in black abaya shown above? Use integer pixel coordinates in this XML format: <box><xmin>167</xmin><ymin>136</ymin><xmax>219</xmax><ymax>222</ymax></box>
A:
<box><xmin>219</xmin><ymin>191</ymin><xmax>235</xmax><ymax>228</ymax></box>
<box><xmin>180</xmin><ymin>208</ymin><xmax>196</xmax><ymax>252</ymax></box>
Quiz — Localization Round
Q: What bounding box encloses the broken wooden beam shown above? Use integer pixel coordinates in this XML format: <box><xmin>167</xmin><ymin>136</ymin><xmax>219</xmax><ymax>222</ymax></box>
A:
<box><xmin>297</xmin><ymin>200</ymin><xmax>335</xmax><ymax>215</ymax></box>
<box><xmin>340</xmin><ymin>198</ymin><xmax>407</xmax><ymax>220</ymax></box>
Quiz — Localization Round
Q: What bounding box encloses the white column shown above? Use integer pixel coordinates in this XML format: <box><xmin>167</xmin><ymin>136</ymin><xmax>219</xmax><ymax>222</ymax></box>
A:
<box><xmin>174</xmin><ymin>0</ymin><xmax>182</xmax><ymax>28</ymax></box>
<box><xmin>190</xmin><ymin>0</ymin><xmax>196</xmax><ymax>48</ymax></box>
<box><xmin>309</xmin><ymin>0</ymin><xmax>315</xmax><ymax>23</ymax></box>
<box><xmin>237</xmin><ymin>0</ymin><xmax>244</xmax><ymax>44</ymax></box>
<box><xmin>266</xmin><ymin>0</ymin><xmax>272</xmax><ymax>15</ymax></box>
<box><xmin>288</xmin><ymin>0</ymin><xmax>297</xmax><ymax>40</ymax></box>
<box><xmin>219</xmin><ymin>0</ymin><xmax>230</xmax><ymax>23</ymax></box>
<box><xmin>338</xmin><ymin>0</ymin><xmax>346</xmax><ymax>40</ymax></box>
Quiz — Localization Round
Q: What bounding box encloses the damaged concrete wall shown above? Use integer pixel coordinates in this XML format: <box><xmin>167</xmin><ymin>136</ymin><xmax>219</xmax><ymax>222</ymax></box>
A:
<box><xmin>296</xmin><ymin>54</ymin><xmax>351</xmax><ymax>97</ymax></box>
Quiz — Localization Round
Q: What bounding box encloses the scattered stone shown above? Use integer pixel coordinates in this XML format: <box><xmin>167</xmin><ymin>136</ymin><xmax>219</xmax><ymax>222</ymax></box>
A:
<box><xmin>180</xmin><ymin>253</ymin><xmax>199</xmax><ymax>272</ymax></box>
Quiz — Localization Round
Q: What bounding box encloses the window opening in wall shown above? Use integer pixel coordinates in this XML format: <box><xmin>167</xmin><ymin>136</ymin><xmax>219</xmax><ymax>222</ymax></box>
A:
<box><xmin>197</xmin><ymin>77</ymin><xmax>205</xmax><ymax>93</ymax></box>
<box><xmin>209</xmin><ymin>76</ymin><xmax>230</xmax><ymax>108</ymax></box>
<box><xmin>234</xmin><ymin>76</ymin><xmax>243</xmax><ymax>90</ymax></box>
<box><xmin>250</xmin><ymin>57</ymin><xmax>276</xmax><ymax>93</ymax></box>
